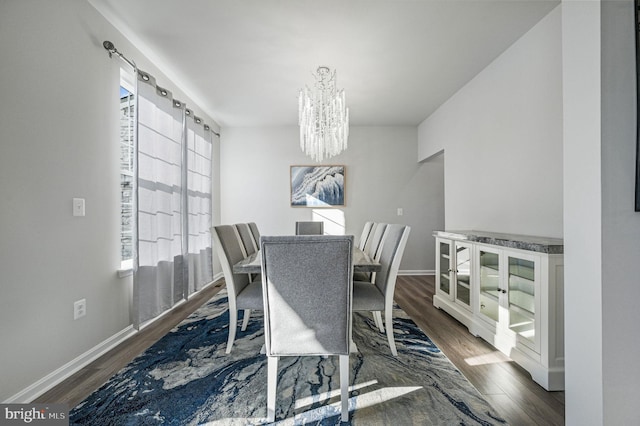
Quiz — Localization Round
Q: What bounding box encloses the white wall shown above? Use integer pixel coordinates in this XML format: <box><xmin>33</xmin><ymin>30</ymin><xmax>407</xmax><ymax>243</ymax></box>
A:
<box><xmin>561</xmin><ymin>1</ymin><xmax>603</xmax><ymax>423</ymax></box>
<box><xmin>220</xmin><ymin>126</ymin><xmax>444</xmax><ymax>272</ymax></box>
<box><xmin>0</xmin><ymin>0</ymin><xmax>219</xmax><ymax>402</ymax></box>
<box><xmin>418</xmin><ymin>6</ymin><xmax>563</xmax><ymax>238</ymax></box>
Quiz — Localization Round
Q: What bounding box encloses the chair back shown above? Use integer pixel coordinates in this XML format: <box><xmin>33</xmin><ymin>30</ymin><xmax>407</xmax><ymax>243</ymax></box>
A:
<box><xmin>373</xmin><ymin>225</ymin><xmax>411</xmax><ymax>298</ymax></box>
<box><xmin>235</xmin><ymin>223</ymin><xmax>258</xmax><ymax>256</ymax></box>
<box><xmin>248</xmin><ymin>222</ymin><xmax>261</xmax><ymax>243</ymax></box>
<box><xmin>364</xmin><ymin>223</ymin><xmax>387</xmax><ymax>259</ymax></box>
<box><xmin>212</xmin><ymin>225</ymin><xmax>250</xmax><ymax>297</ymax></box>
<box><xmin>295</xmin><ymin>221</ymin><xmax>324</xmax><ymax>235</ymax></box>
<box><xmin>260</xmin><ymin>235</ymin><xmax>353</xmax><ymax>356</ymax></box>
<box><xmin>358</xmin><ymin>221</ymin><xmax>374</xmax><ymax>250</ymax></box>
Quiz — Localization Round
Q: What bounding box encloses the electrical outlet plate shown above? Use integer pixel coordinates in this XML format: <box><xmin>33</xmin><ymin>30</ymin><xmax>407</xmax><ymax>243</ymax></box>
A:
<box><xmin>74</xmin><ymin>299</ymin><xmax>86</xmax><ymax>320</ymax></box>
<box><xmin>73</xmin><ymin>198</ymin><xmax>85</xmax><ymax>217</ymax></box>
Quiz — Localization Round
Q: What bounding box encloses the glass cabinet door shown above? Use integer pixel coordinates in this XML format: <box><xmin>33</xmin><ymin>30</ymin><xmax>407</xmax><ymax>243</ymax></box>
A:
<box><xmin>454</xmin><ymin>245</ymin><xmax>471</xmax><ymax>308</ymax></box>
<box><xmin>508</xmin><ymin>256</ymin><xmax>536</xmax><ymax>345</ymax></box>
<box><xmin>439</xmin><ymin>241</ymin><xmax>451</xmax><ymax>296</ymax></box>
<box><xmin>478</xmin><ymin>250</ymin><xmax>500</xmax><ymax>323</ymax></box>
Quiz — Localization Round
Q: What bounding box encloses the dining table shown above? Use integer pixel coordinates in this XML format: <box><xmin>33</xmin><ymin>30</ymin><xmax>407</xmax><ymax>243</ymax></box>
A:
<box><xmin>232</xmin><ymin>246</ymin><xmax>381</xmax><ymax>274</ymax></box>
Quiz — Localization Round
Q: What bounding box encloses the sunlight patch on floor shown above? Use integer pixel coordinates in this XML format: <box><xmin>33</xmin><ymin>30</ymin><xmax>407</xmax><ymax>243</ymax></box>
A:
<box><xmin>203</xmin><ymin>384</ymin><xmax>423</xmax><ymax>425</ymax></box>
<box><xmin>464</xmin><ymin>351</ymin><xmax>509</xmax><ymax>366</ymax></box>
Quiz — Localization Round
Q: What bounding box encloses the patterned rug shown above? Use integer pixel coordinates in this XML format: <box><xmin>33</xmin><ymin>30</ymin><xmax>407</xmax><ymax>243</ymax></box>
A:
<box><xmin>69</xmin><ymin>289</ymin><xmax>507</xmax><ymax>425</ymax></box>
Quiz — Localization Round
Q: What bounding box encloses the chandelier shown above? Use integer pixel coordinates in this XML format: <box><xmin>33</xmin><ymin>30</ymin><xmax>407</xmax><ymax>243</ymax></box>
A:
<box><xmin>298</xmin><ymin>66</ymin><xmax>349</xmax><ymax>162</ymax></box>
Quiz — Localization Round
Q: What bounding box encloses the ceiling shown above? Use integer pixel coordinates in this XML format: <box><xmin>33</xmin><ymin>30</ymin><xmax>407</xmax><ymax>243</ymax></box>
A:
<box><xmin>89</xmin><ymin>0</ymin><xmax>559</xmax><ymax>128</ymax></box>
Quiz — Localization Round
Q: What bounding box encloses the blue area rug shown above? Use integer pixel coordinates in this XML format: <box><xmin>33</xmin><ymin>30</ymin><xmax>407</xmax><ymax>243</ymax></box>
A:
<box><xmin>70</xmin><ymin>289</ymin><xmax>507</xmax><ymax>425</ymax></box>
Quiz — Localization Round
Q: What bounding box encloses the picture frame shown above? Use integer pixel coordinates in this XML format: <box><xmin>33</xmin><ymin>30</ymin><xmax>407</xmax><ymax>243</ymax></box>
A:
<box><xmin>290</xmin><ymin>165</ymin><xmax>345</xmax><ymax>207</ymax></box>
<box><xmin>635</xmin><ymin>0</ymin><xmax>640</xmax><ymax>210</ymax></box>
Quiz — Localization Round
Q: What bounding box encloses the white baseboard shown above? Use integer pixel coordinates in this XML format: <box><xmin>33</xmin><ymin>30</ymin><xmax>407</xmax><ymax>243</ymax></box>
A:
<box><xmin>6</xmin><ymin>278</ymin><xmax>227</xmax><ymax>404</ymax></box>
<box><xmin>7</xmin><ymin>271</ymin><xmax>418</xmax><ymax>404</ymax></box>
<box><xmin>398</xmin><ymin>270</ymin><xmax>434</xmax><ymax>276</ymax></box>
<box><xmin>5</xmin><ymin>325</ymin><xmax>137</xmax><ymax>404</ymax></box>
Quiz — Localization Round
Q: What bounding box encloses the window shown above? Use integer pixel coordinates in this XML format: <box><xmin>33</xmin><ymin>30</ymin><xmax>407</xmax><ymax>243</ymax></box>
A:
<box><xmin>119</xmin><ymin>70</ymin><xmax>135</xmax><ymax>271</ymax></box>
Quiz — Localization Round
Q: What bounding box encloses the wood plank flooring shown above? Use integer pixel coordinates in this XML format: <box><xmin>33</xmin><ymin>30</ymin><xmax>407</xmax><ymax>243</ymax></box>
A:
<box><xmin>394</xmin><ymin>275</ymin><xmax>565</xmax><ymax>426</ymax></box>
<box><xmin>36</xmin><ymin>275</ymin><xmax>564</xmax><ymax>425</ymax></box>
<box><xmin>35</xmin><ymin>281</ymin><xmax>225</xmax><ymax>407</ymax></box>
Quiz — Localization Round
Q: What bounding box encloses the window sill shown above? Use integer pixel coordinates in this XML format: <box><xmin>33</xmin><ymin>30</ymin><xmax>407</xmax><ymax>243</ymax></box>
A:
<box><xmin>118</xmin><ymin>268</ymin><xmax>133</xmax><ymax>278</ymax></box>
<box><xmin>118</xmin><ymin>259</ymin><xmax>133</xmax><ymax>278</ymax></box>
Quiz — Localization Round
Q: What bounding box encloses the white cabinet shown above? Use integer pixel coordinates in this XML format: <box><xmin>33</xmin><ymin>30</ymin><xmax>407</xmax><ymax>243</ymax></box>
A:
<box><xmin>435</xmin><ymin>240</ymin><xmax>473</xmax><ymax>327</ymax></box>
<box><xmin>434</xmin><ymin>231</ymin><xmax>564</xmax><ymax>391</ymax></box>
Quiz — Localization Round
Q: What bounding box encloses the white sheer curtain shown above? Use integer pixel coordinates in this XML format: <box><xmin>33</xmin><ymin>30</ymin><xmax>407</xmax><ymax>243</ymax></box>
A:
<box><xmin>186</xmin><ymin>114</ymin><xmax>213</xmax><ymax>294</ymax></box>
<box><xmin>133</xmin><ymin>71</ymin><xmax>187</xmax><ymax>328</ymax></box>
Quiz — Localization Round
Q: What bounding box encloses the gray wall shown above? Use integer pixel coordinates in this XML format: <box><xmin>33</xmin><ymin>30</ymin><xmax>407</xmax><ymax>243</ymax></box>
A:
<box><xmin>600</xmin><ymin>0</ymin><xmax>640</xmax><ymax>423</ymax></box>
<box><xmin>0</xmin><ymin>0</ymin><xmax>220</xmax><ymax>402</ymax></box>
<box><xmin>561</xmin><ymin>1</ymin><xmax>640</xmax><ymax>423</ymax></box>
<box><xmin>220</xmin><ymin>126</ymin><xmax>444</xmax><ymax>273</ymax></box>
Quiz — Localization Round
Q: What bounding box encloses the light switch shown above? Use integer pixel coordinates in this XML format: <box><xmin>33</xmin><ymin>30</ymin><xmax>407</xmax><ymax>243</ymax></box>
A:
<box><xmin>397</xmin><ymin>208</ymin><xmax>403</xmax><ymax>216</ymax></box>
<box><xmin>73</xmin><ymin>198</ymin><xmax>85</xmax><ymax>217</ymax></box>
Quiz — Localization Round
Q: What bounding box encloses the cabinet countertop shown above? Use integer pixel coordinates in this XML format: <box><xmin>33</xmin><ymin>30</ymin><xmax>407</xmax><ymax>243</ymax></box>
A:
<box><xmin>433</xmin><ymin>230</ymin><xmax>564</xmax><ymax>254</ymax></box>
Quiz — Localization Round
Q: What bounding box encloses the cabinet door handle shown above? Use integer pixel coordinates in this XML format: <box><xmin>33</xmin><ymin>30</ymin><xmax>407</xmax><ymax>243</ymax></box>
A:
<box><xmin>497</xmin><ymin>288</ymin><xmax>507</xmax><ymax>294</ymax></box>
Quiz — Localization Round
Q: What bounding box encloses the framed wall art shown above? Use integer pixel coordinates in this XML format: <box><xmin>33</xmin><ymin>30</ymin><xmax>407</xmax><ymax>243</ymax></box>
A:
<box><xmin>290</xmin><ymin>165</ymin><xmax>345</xmax><ymax>207</ymax></box>
<box><xmin>635</xmin><ymin>0</ymin><xmax>640</xmax><ymax>210</ymax></box>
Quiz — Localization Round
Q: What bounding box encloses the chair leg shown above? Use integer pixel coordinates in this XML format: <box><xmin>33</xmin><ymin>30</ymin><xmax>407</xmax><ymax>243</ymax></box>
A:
<box><xmin>267</xmin><ymin>356</ymin><xmax>278</xmax><ymax>423</ymax></box>
<box><xmin>226</xmin><ymin>309</ymin><xmax>238</xmax><ymax>354</ymax></box>
<box><xmin>241</xmin><ymin>309</ymin><xmax>251</xmax><ymax>331</ymax></box>
<box><xmin>372</xmin><ymin>311</ymin><xmax>385</xmax><ymax>333</ymax></box>
<box><xmin>339</xmin><ymin>355</ymin><xmax>349</xmax><ymax>422</ymax></box>
<box><xmin>385</xmin><ymin>304</ymin><xmax>397</xmax><ymax>356</ymax></box>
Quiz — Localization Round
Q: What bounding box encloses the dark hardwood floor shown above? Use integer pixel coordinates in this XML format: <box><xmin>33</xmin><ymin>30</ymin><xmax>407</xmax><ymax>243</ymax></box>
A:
<box><xmin>37</xmin><ymin>275</ymin><xmax>564</xmax><ymax>425</ymax></box>
<box><xmin>35</xmin><ymin>280</ymin><xmax>225</xmax><ymax>407</ymax></box>
<box><xmin>394</xmin><ymin>275</ymin><xmax>565</xmax><ymax>426</ymax></box>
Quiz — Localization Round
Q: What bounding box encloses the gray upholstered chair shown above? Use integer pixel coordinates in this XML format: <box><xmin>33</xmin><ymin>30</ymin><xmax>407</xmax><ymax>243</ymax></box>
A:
<box><xmin>235</xmin><ymin>222</ymin><xmax>261</xmax><ymax>284</ymax></box>
<box><xmin>235</xmin><ymin>223</ymin><xmax>258</xmax><ymax>256</ymax></box>
<box><xmin>260</xmin><ymin>235</ymin><xmax>353</xmax><ymax>423</ymax></box>
<box><xmin>295</xmin><ymin>221</ymin><xmax>324</xmax><ymax>235</ymax></box>
<box><xmin>358</xmin><ymin>221</ymin><xmax>374</xmax><ymax>250</ymax></box>
<box><xmin>363</xmin><ymin>222</ymin><xmax>387</xmax><ymax>259</ymax></box>
<box><xmin>354</xmin><ymin>223</ymin><xmax>387</xmax><ymax>284</ymax></box>
<box><xmin>248</xmin><ymin>222</ymin><xmax>261</xmax><ymax>245</ymax></box>
<box><xmin>352</xmin><ymin>224</ymin><xmax>410</xmax><ymax>356</ymax></box>
<box><xmin>211</xmin><ymin>225</ymin><xmax>263</xmax><ymax>353</ymax></box>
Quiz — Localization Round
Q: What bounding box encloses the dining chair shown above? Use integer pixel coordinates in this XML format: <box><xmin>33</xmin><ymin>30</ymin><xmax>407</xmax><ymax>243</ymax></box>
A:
<box><xmin>211</xmin><ymin>225</ymin><xmax>263</xmax><ymax>354</ymax></box>
<box><xmin>260</xmin><ymin>235</ymin><xmax>353</xmax><ymax>423</ymax></box>
<box><xmin>295</xmin><ymin>221</ymin><xmax>324</xmax><ymax>235</ymax></box>
<box><xmin>352</xmin><ymin>224</ymin><xmax>411</xmax><ymax>356</ymax></box>
<box><xmin>358</xmin><ymin>221</ymin><xmax>374</xmax><ymax>250</ymax></box>
<box><xmin>364</xmin><ymin>223</ymin><xmax>387</xmax><ymax>259</ymax></box>
<box><xmin>235</xmin><ymin>223</ymin><xmax>262</xmax><ymax>284</ymax></box>
<box><xmin>354</xmin><ymin>223</ymin><xmax>387</xmax><ymax>284</ymax></box>
<box><xmin>248</xmin><ymin>222</ymin><xmax>261</xmax><ymax>244</ymax></box>
<box><xmin>235</xmin><ymin>223</ymin><xmax>258</xmax><ymax>256</ymax></box>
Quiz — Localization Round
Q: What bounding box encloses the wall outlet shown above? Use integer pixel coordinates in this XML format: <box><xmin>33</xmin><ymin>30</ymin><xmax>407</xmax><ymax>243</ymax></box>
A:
<box><xmin>397</xmin><ymin>207</ymin><xmax>403</xmax><ymax>216</ymax></box>
<box><xmin>74</xmin><ymin>299</ymin><xmax>86</xmax><ymax>320</ymax></box>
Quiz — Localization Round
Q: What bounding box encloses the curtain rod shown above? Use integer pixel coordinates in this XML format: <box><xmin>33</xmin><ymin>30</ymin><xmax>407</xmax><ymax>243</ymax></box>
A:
<box><xmin>102</xmin><ymin>40</ymin><xmax>220</xmax><ymax>137</ymax></box>
<box><xmin>102</xmin><ymin>40</ymin><xmax>220</xmax><ymax>138</ymax></box>
<box><xmin>103</xmin><ymin>41</ymin><xmax>136</xmax><ymax>70</ymax></box>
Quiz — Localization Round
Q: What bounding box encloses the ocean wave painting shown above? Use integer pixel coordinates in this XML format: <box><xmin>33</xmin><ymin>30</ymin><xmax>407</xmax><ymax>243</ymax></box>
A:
<box><xmin>291</xmin><ymin>166</ymin><xmax>345</xmax><ymax>207</ymax></box>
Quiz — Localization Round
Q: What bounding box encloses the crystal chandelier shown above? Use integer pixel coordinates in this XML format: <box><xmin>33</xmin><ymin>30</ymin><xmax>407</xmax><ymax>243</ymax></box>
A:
<box><xmin>298</xmin><ymin>66</ymin><xmax>349</xmax><ymax>162</ymax></box>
